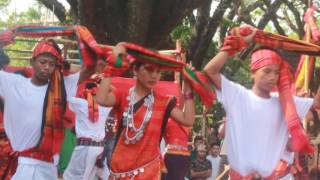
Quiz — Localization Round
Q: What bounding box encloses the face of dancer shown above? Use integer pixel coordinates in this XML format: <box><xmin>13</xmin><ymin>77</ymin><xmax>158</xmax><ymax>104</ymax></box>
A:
<box><xmin>134</xmin><ymin>63</ymin><xmax>161</xmax><ymax>90</ymax></box>
<box><xmin>252</xmin><ymin>64</ymin><xmax>280</xmax><ymax>94</ymax></box>
<box><xmin>31</xmin><ymin>54</ymin><xmax>57</xmax><ymax>85</ymax></box>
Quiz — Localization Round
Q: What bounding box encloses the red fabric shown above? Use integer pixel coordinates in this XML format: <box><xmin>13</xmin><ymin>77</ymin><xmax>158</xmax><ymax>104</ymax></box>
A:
<box><xmin>0</xmin><ymin>29</ymin><xmax>15</xmax><ymax>47</ymax></box>
<box><xmin>251</xmin><ymin>49</ymin><xmax>314</xmax><ymax>154</ymax></box>
<box><xmin>0</xmin><ymin>142</ymin><xmax>52</xmax><ymax>180</ymax></box>
<box><xmin>120</xmin><ymin>42</ymin><xmax>185</xmax><ymax>72</ymax></box>
<box><xmin>33</xmin><ymin>40</ymin><xmax>63</xmax><ymax>63</ymax></box>
<box><xmin>0</xmin><ymin>41</ymin><xmax>66</xmax><ymax>179</ymax></box>
<box><xmin>46</xmin><ymin>70</ymin><xmax>65</xmax><ymax>155</ymax></box>
<box><xmin>110</xmin><ymin>88</ymin><xmax>171</xmax><ymax>179</ymax></box>
<box><xmin>111</xmin><ymin>77</ymin><xmax>181</xmax><ymax>98</ymax></box>
<box><xmin>33</xmin><ymin>40</ymin><xmax>66</xmax><ymax>157</ymax></box>
<box><xmin>105</xmin><ymin>42</ymin><xmax>216</xmax><ymax>108</ymax></box>
<box><xmin>64</xmin><ymin>104</ymin><xmax>75</xmax><ymax>129</ymax></box>
<box><xmin>304</xmin><ymin>4</ymin><xmax>320</xmax><ymax>42</ymax></box>
<box><xmin>230</xmin><ymin>26</ymin><xmax>320</xmax><ymax>56</ymax></box>
<box><xmin>15</xmin><ymin>25</ymin><xmax>73</xmax><ymax>38</ymax></box>
<box><xmin>229</xmin><ymin>168</ymin><xmax>277</xmax><ymax>180</ymax></box>
<box><xmin>78</xmin><ymin>87</ymin><xmax>99</xmax><ymax>123</ymax></box>
<box><xmin>182</xmin><ymin>70</ymin><xmax>216</xmax><ymax>108</ymax></box>
<box><xmin>250</xmin><ymin>49</ymin><xmax>282</xmax><ymax>71</ymax></box>
<box><xmin>220</xmin><ymin>36</ymin><xmax>247</xmax><ymax>56</ymax></box>
<box><xmin>104</xmin><ymin>54</ymin><xmax>130</xmax><ymax>77</ymax></box>
<box><xmin>4</xmin><ymin>66</ymin><xmax>33</xmax><ymax>77</ymax></box>
<box><xmin>275</xmin><ymin>160</ymin><xmax>290</xmax><ymax>178</ymax></box>
<box><xmin>74</xmin><ymin>26</ymin><xmax>106</xmax><ymax>68</ymax></box>
<box><xmin>109</xmin><ymin>77</ymin><xmax>180</xmax><ymax>178</ymax></box>
<box><xmin>0</xmin><ymin>142</ymin><xmax>18</xmax><ymax>180</ymax></box>
<box><xmin>164</xmin><ymin>119</ymin><xmax>190</xmax><ymax>147</ymax></box>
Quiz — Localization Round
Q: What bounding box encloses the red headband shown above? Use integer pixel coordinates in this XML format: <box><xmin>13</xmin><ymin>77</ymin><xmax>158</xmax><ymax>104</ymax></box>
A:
<box><xmin>250</xmin><ymin>49</ymin><xmax>282</xmax><ymax>72</ymax></box>
<box><xmin>33</xmin><ymin>40</ymin><xmax>63</xmax><ymax>62</ymax></box>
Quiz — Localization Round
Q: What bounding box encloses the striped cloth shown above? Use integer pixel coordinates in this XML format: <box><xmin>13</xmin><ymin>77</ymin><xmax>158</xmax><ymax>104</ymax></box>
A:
<box><xmin>230</xmin><ymin>26</ymin><xmax>315</xmax><ymax>154</ymax></box>
<box><xmin>108</xmin><ymin>42</ymin><xmax>216</xmax><ymax>108</ymax></box>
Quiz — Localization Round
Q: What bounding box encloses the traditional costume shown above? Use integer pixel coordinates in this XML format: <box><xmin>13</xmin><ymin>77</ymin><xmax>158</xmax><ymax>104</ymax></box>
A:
<box><xmin>63</xmin><ymin>83</ymin><xmax>112</xmax><ymax>180</ymax></box>
<box><xmin>0</xmin><ymin>40</ymin><xmax>80</xmax><ymax>180</ymax></box>
<box><xmin>162</xmin><ymin>119</ymin><xmax>191</xmax><ymax>180</ymax></box>
<box><xmin>108</xmin><ymin>78</ymin><xmax>177</xmax><ymax>180</ymax></box>
<box><xmin>216</xmin><ymin>48</ymin><xmax>314</xmax><ymax>179</ymax></box>
<box><xmin>104</xmin><ymin>45</ymin><xmax>181</xmax><ymax>180</ymax></box>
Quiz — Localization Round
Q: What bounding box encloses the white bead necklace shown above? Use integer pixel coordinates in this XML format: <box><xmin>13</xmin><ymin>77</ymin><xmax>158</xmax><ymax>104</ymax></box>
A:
<box><xmin>122</xmin><ymin>87</ymin><xmax>154</xmax><ymax>144</ymax></box>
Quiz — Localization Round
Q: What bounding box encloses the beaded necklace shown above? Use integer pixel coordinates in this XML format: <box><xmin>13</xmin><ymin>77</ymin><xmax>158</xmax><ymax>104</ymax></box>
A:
<box><xmin>122</xmin><ymin>87</ymin><xmax>154</xmax><ymax>144</ymax></box>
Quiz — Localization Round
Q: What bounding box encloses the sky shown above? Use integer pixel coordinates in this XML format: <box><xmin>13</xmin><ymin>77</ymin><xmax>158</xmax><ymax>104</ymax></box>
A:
<box><xmin>8</xmin><ymin>0</ymin><xmax>70</xmax><ymax>13</ymax></box>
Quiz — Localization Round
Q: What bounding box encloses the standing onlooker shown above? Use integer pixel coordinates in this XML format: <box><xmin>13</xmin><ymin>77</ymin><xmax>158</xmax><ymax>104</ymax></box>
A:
<box><xmin>190</xmin><ymin>144</ymin><xmax>212</xmax><ymax>180</ymax></box>
<box><xmin>190</xmin><ymin>135</ymin><xmax>204</xmax><ymax>161</ymax></box>
<box><xmin>207</xmin><ymin>143</ymin><xmax>228</xmax><ymax>180</ymax></box>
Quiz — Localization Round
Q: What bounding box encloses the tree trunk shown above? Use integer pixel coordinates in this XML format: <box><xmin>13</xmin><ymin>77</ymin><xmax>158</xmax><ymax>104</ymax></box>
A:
<box><xmin>188</xmin><ymin>0</ymin><xmax>233</xmax><ymax>69</ymax></box>
<box><xmin>38</xmin><ymin>0</ymin><xmax>66</xmax><ymax>22</ymax></box>
<box><xmin>76</xmin><ymin>0</ymin><xmax>203</xmax><ymax>48</ymax></box>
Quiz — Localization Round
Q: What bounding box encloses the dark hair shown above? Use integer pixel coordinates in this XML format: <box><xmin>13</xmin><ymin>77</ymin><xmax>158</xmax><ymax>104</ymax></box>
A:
<box><xmin>0</xmin><ymin>49</ymin><xmax>10</xmax><ymax>69</ymax></box>
<box><xmin>131</xmin><ymin>61</ymin><xmax>144</xmax><ymax>69</ymax></box>
<box><xmin>85</xmin><ymin>82</ymin><xmax>97</xmax><ymax>90</ymax></box>
<box><xmin>32</xmin><ymin>39</ymin><xmax>62</xmax><ymax>61</ymax></box>
<box><xmin>210</xmin><ymin>142</ymin><xmax>221</xmax><ymax>148</ymax></box>
<box><xmin>62</xmin><ymin>61</ymin><xmax>71</xmax><ymax>71</ymax></box>
<box><xmin>47</xmin><ymin>39</ymin><xmax>62</xmax><ymax>55</ymax></box>
<box><xmin>194</xmin><ymin>135</ymin><xmax>204</xmax><ymax>143</ymax></box>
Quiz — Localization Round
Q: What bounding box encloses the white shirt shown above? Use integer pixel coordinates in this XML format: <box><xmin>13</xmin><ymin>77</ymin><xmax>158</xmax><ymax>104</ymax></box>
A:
<box><xmin>207</xmin><ymin>155</ymin><xmax>222</xmax><ymax>179</ymax></box>
<box><xmin>69</xmin><ymin>97</ymin><xmax>111</xmax><ymax>142</ymax></box>
<box><xmin>216</xmin><ymin>75</ymin><xmax>313</xmax><ymax>177</ymax></box>
<box><xmin>0</xmin><ymin>71</ymin><xmax>80</xmax><ymax>151</ymax></box>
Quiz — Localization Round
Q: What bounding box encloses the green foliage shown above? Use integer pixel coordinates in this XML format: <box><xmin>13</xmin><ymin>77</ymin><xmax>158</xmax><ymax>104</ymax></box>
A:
<box><xmin>316</xmin><ymin>58</ymin><xmax>320</xmax><ymax>68</ymax></box>
<box><xmin>0</xmin><ymin>0</ymin><xmax>10</xmax><ymax>10</ymax></box>
<box><xmin>170</xmin><ymin>17</ymin><xmax>192</xmax><ymax>48</ymax></box>
<box><xmin>0</xmin><ymin>2</ymin><xmax>43</xmax><ymax>67</ymax></box>
<box><xmin>222</xmin><ymin>56</ymin><xmax>252</xmax><ymax>88</ymax></box>
<box><xmin>170</xmin><ymin>16</ymin><xmax>253</xmax><ymax>132</ymax></box>
<box><xmin>5</xmin><ymin>40</ymin><xmax>35</xmax><ymax>66</ymax></box>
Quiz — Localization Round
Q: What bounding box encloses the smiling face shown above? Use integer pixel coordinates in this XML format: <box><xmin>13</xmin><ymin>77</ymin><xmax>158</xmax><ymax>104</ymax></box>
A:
<box><xmin>31</xmin><ymin>53</ymin><xmax>57</xmax><ymax>85</ymax></box>
<box><xmin>134</xmin><ymin>63</ymin><xmax>161</xmax><ymax>90</ymax></box>
<box><xmin>252</xmin><ymin>64</ymin><xmax>280</xmax><ymax>94</ymax></box>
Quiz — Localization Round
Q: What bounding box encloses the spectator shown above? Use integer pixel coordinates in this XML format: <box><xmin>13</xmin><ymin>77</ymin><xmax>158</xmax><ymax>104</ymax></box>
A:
<box><xmin>207</xmin><ymin>143</ymin><xmax>228</xmax><ymax>180</ymax></box>
<box><xmin>190</xmin><ymin>144</ymin><xmax>212</xmax><ymax>180</ymax></box>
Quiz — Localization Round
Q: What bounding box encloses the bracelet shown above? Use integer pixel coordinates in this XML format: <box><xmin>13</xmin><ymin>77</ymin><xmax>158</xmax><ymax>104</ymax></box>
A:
<box><xmin>183</xmin><ymin>91</ymin><xmax>194</xmax><ymax>100</ymax></box>
<box><xmin>103</xmin><ymin>66</ymin><xmax>113</xmax><ymax>77</ymax></box>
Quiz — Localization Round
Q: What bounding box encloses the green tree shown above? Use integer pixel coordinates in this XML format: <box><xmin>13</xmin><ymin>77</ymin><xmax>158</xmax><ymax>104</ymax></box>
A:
<box><xmin>0</xmin><ymin>3</ymin><xmax>43</xmax><ymax>66</ymax></box>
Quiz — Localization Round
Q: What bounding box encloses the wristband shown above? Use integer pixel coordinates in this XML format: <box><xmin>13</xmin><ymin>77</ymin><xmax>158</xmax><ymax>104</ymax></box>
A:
<box><xmin>184</xmin><ymin>91</ymin><xmax>194</xmax><ymax>100</ymax></box>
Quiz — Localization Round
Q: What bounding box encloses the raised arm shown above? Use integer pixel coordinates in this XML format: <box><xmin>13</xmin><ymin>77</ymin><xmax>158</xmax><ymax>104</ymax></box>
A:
<box><xmin>77</xmin><ymin>64</ymin><xmax>97</xmax><ymax>84</ymax></box>
<box><xmin>203</xmin><ymin>52</ymin><xmax>230</xmax><ymax>90</ymax></box>
<box><xmin>96</xmin><ymin>44</ymin><xmax>126</xmax><ymax>107</ymax></box>
<box><xmin>203</xmin><ymin>28</ymin><xmax>257</xmax><ymax>90</ymax></box>
<box><xmin>170</xmin><ymin>76</ymin><xmax>195</xmax><ymax>127</ymax></box>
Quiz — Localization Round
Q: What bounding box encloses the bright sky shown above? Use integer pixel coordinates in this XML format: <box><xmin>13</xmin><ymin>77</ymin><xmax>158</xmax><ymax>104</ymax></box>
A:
<box><xmin>8</xmin><ymin>0</ymin><xmax>70</xmax><ymax>13</ymax></box>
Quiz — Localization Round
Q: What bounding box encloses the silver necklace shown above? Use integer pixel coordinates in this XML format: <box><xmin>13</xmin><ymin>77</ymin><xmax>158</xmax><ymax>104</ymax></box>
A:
<box><xmin>122</xmin><ymin>87</ymin><xmax>154</xmax><ymax>144</ymax></box>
